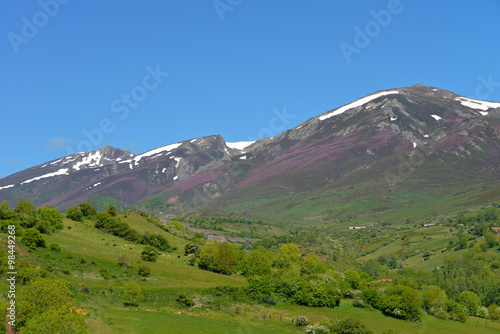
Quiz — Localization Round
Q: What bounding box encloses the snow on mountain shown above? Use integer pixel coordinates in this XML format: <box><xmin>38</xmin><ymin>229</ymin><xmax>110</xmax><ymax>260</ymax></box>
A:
<box><xmin>319</xmin><ymin>91</ymin><xmax>400</xmax><ymax>121</ymax></box>
<box><xmin>20</xmin><ymin>168</ymin><xmax>69</xmax><ymax>185</ymax></box>
<box><xmin>431</xmin><ymin>115</ymin><xmax>442</xmax><ymax>121</ymax></box>
<box><xmin>226</xmin><ymin>141</ymin><xmax>255</xmax><ymax>151</ymax></box>
<box><xmin>133</xmin><ymin>142</ymin><xmax>183</xmax><ymax>164</ymax></box>
<box><xmin>455</xmin><ymin>96</ymin><xmax>500</xmax><ymax>112</ymax></box>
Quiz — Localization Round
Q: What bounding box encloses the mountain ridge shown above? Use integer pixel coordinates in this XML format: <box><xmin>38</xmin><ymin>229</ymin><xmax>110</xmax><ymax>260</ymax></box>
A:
<box><xmin>2</xmin><ymin>84</ymin><xmax>500</xmax><ymax>219</ymax></box>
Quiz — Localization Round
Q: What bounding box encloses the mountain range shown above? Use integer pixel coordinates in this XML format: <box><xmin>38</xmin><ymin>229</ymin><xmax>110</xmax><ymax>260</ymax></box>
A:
<box><xmin>2</xmin><ymin>84</ymin><xmax>500</xmax><ymax>223</ymax></box>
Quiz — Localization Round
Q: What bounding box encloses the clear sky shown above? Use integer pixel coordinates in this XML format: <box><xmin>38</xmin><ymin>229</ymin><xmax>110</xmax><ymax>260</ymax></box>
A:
<box><xmin>1</xmin><ymin>1</ymin><xmax>499</xmax><ymax>178</ymax></box>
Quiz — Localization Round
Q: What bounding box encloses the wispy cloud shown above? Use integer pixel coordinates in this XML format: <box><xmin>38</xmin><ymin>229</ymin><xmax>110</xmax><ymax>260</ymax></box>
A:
<box><xmin>44</xmin><ymin>137</ymin><xmax>72</xmax><ymax>149</ymax></box>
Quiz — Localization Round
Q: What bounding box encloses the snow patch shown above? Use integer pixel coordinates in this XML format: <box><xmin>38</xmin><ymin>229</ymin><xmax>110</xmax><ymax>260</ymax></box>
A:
<box><xmin>73</xmin><ymin>151</ymin><xmax>102</xmax><ymax>171</ymax></box>
<box><xmin>424</xmin><ymin>135</ymin><xmax>429</xmax><ymax>138</ymax></box>
<box><xmin>455</xmin><ymin>97</ymin><xmax>500</xmax><ymax>111</ymax></box>
<box><xmin>174</xmin><ymin>157</ymin><xmax>182</xmax><ymax>168</ymax></box>
<box><xmin>319</xmin><ymin>90</ymin><xmax>399</xmax><ymax>121</ymax></box>
<box><xmin>413</xmin><ymin>142</ymin><xmax>417</xmax><ymax>148</ymax></box>
<box><xmin>390</xmin><ymin>116</ymin><xmax>397</xmax><ymax>121</ymax></box>
<box><xmin>133</xmin><ymin>142</ymin><xmax>182</xmax><ymax>164</ymax></box>
<box><xmin>226</xmin><ymin>141</ymin><xmax>256</xmax><ymax>151</ymax></box>
<box><xmin>173</xmin><ymin>175</ymin><xmax>178</xmax><ymax>181</ymax></box>
<box><xmin>431</xmin><ymin>115</ymin><xmax>442</xmax><ymax>121</ymax></box>
<box><xmin>21</xmin><ymin>168</ymin><xmax>69</xmax><ymax>184</ymax></box>
<box><xmin>93</xmin><ymin>182</ymin><xmax>101</xmax><ymax>187</ymax></box>
<box><xmin>239</xmin><ymin>155</ymin><xmax>247</xmax><ymax>160</ymax></box>
<box><xmin>0</xmin><ymin>185</ymin><xmax>15</xmax><ymax>190</ymax></box>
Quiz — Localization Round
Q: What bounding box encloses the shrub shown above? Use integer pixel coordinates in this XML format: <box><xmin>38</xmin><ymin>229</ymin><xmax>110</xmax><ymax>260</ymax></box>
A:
<box><xmin>66</xmin><ymin>206</ymin><xmax>84</xmax><ymax>222</ymax></box>
<box><xmin>141</xmin><ymin>245</ymin><xmax>158</xmax><ymax>262</ymax></box>
<box><xmin>138</xmin><ymin>265</ymin><xmax>150</xmax><ymax>277</ymax></box>
<box><xmin>124</xmin><ymin>281</ymin><xmax>145</xmax><ymax>303</ymax></box>
<box><xmin>295</xmin><ymin>315</ymin><xmax>309</xmax><ymax>327</ymax></box>
<box><xmin>49</xmin><ymin>243</ymin><xmax>61</xmax><ymax>253</ymax></box>
<box><xmin>305</xmin><ymin>323</ymin><xmax>330</xmax><ymax>334</ymax></box>
<box><xmin>176</xmin><ymin>293</ymin><xmax>194</xmax><ymax>307</ymax></box>
<box><xmin>22</xmin><ymin>228</ymin><xmax>46</xmax><ymax>249</ymax></box>
<box><xmin>488</xmin><ymin>304</ymin><xmax>500</xmax><ymax>320</ymax></box>
<box><xmin>327</xmin><ymin>318</ymin><xmax>373</xmax><ymax>334</ymax></box>
<box><xmin>361</xmin><ymin>287</ymin><xmax>382</xmax><ymax>309</ymax></box>
<box><xmin>99</xmin><ymin>269</ymin><xmax>110</xmax><ymax>279</ymax></box>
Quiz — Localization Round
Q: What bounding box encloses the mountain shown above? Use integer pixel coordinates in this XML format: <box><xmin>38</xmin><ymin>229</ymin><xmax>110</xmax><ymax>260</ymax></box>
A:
<box><xmin>2</xmin><ymin>84</ymin><xmax>500</xmax><ymax>221</ymax></box>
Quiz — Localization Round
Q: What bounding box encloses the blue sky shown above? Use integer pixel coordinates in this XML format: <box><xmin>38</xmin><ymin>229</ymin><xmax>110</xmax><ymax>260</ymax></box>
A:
<box><xmin>1</xmin><ymin>1</ymin><xmax>499</xmax><ymax>178</ymax></box>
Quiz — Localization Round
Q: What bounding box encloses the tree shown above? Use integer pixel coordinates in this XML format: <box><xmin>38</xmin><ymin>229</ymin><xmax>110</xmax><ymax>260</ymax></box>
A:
<box><xmin>301</xmin><ymin>253</ymin><xmax>327</xmax><ymax>275</ymax></box>
<box><xmin>14</xmin><ymin>198</ymin><xmax>37</xmax><ymax>218</ymax></box>
<box><xmin>458</xmin><ymin>233</ymin><xmax>469</xmax><ymax>249</ymax></box>
<box><xmin>214</xmin><ymin>242</ymin><xmax>237</xmax><ymax>275</ymax></box>
<box><xmin>20</xmin><ymin>309</ymin><xmax>87</xmax><ymax>334</ymax></box>
<box><xmin>38</xmin><ymin>206</ymin><xmax>63</xmax><ymax>232</ymax></box>
<box><xmin>18</xmin><ymin>278</ymin><xmax>72</xmax><ymax>328</ymax></box>
<box><xmin>79</xmin><ymin>202</ymin><xmax>97</xmax><ymax>218</ymax></box>
<box><xmin>184</xmin><ymin>243</ymin><xmax>199</xmax><ymax>256</ymax></box>
<box><xmin>107</xmin><ymin>204</ymin><xmax>117</xmax><ymax>216</ymax></box>
<box><xmin>459</xmin><ymin>291</ymin><xmax>480</xmax><ymax>315</ymax></box>
<box><xmin>22</xmin><ymin>228</ymin><xmax>46</xmax><ymax>249</ymax></box>
<box><xmin>141</xmin><ymin>245</ymin><xmax>158</xmax><ymax>262</ymax></box>
<box><xmin>485</xmin><ymin>231</ymin><xmax>498</xmax><ymax>248</ymax></box>
<box><xmin>276</xmin><ymin>243</ymin><xmax>301</xmax><ymax>268</ymax></box>
<box><xmin>199</xmin><ymin>240</ymin><xmax>219</xmax><ymax>271</ymax></box>
<box><xmin>66</xmin><ymin>206</ymin><xmax>84</xmax><ymax>222</ymax></box>
<box><xmin>124</xmin><ymin>281</ymin><xmax>145</xmax><ymax>304</ymax></box>
<box><xmin>362</xmin><ymin>287</ymin><xmax>382</xmax><ymax>309</ymax></box>
<box><xmin>344</xmin><ymin>269</ymin><xmax>361</xmax><ymax>290</ymax></box>
<box><xmin>243</xmin><ymin>248</ymin><xmax>273</xmax><ymax>277</ymax></box>
<box><xmin>401</xmin><ymin>287</ymin><xmax>422</xmax><ymax>321</ymax></box>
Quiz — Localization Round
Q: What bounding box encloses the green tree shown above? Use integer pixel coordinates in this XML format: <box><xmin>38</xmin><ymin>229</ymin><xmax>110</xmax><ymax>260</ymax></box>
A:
<box><xmin>79</xmin><ymin>202</ymin><xmax>97</xmax><ymax>218</ymax></box>
<box><xmin>107</xmin><ymin>204</ymin><xmax>117</xmax><ymax>216</ymax></box>
<box><xmin>214</xmin><ymin>242</ymin><xmax>237</xmax><ymax>275</ymax></box>
<box><xmin>184</xmin><ymin>243</ymin><xmax>199</xmax><ymax>256</ymax></box>
<box><xmin>124</xmin><ymin>281</ymin><xmax>145</xmax><ymax>303</ymax></box>
<box><xmin>301</xmin><ymin>253</ymin><xmax>327</xmax><ymax>275</ymax></box>
<box><xmin>199</xmin><ymin>240</ymin><xmax>219</xmax><ymax>271</ymax></box>
<box><xmin>276</xmin><ymin>243</ymin><xmax>301</xmax><ymax>268</ymax></box>
<box><xmin>18</xmin><ymin>278</ymin><xmax>72</xmax><ymax>328</ymax></box>
<box><xmin>459</xmin><ymin>291</ymin><xmax>480</xmax><ymax>315</ymax></box>
<box><xmin>141</xmin><ymin>245</ymin><xmax>158</xmax><ymax>262</ymax></box>
<box><xmin>485</xmin><ymin>231</ymin><xmax>498</xmax><ymax>248</ymax></box>
<box><xmin>401</xmin><ymin>287</ymin><xmax>422</xmax><ymax>321</ymax></box>
<box><xmin>344</xmin><ymin>269</ymin><xmax>361</xmax><ymax>290</ymax></box>
<box><xmin>243</xmin><ymin>248</ymin><xmax>273</xmax><ymax>277</ymax></box>
<box><xmin>362</xmin><ymin>287</ymin><xmax>382</xmax><ymax>309</ymax></box>
<box><xmin>66</xmin><ymin>206</ymin><xmax>84</xmax><ymax>222</ymax></box>
<box><xmin>22</xmin><ymin>228</ymin><xmax>46</xmax><ymax>249</ymax></box>
<box><xmin>458</xmin><ymin>233</ymin><xmax>469</xmax><ymax>249</ymax></box>
<box><xmin>20</xmin><ymin>308</ymin><xmax>87</xmax><ymax>334</ymax></box>
<box><xmin>38</xmin><ymin>206</ymin><xmax>63</xmax><ymax>232</ymax></box>
<box><xmin>14</xmin><ymin>198</ymin><xmax>37</xmax><ymax>218</ymax></box>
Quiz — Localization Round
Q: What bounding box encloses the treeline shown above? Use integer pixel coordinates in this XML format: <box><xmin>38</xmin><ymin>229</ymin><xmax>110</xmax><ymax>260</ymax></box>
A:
<box><xmin>189</xmin><ymin>238</ymin><xmax>500</xmax><ymax>324</ymax></box>
<box><xmin>66</xmin><ymin>203</ymin><xmax>172</xmax><ymax>252</ymax></box>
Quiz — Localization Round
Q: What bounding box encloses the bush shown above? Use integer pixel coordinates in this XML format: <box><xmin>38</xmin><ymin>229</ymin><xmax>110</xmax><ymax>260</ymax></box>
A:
<box><xmin>22</xmin><ymin>228</ymin><xmax>46</xmax><ymax>249</ymax></box>
<box><xmin>99</xmin><ymin>269</ymin><xmax>110</xmax><ymax>279</ymax></box>
<box><xmin>327</xmin><ymin>318</ymin><xmax>373</xmax><ymax>334</ymax></box>
<box><xmin>488</xmin><ymin>304</ymin><xmax>500</xmax><ymax>320</ymax></box>
<box><xmin>176</xmin><ymin>293</ymin><xmax>194</xmax><ymax>307</ymax></box>
<box><xmin>66</xmin><ymin>206</ymin><xmax>83</xmax><ymax>222</ymax></box>
<box><xmin>361</xmin><ymin>287</ymin><xmax>382</xmax><ymax>309</ymax></box>
<box><xmin>138</xmin><ymin>265</ymin><xmax>150</xmax><ymax>277</ymax></box>
<box><xmin>141</xmin><ymin>245</ymin><xmax>158</xmax><ymax>262</ymax></box>
<box><xmin>49</xmin><ymin>243</ymin><xmax>61</xmax><ymax>253</ymax></box>
<box><xmin>295</xmin><ymin>315</ymin><xmax>309</xmax><ymax>327</ymax></box>
<box><xmin>305</xmin><ymin>323</ymin><xmax>330</xmax><ymax>334</ymax></box>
